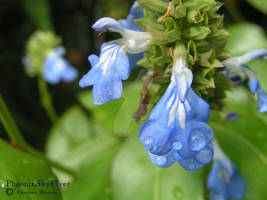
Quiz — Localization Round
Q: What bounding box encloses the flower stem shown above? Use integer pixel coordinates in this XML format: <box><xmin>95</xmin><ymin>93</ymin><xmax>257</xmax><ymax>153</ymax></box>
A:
<box><xmin>0</xmin><ymin>95</ymin><xmax>75</xmax><ymax>176</ymax></box>
<box><xmin>38</xmin><ymin>77</ymin><xmax>58</xmax><ymax>123</ymax></box>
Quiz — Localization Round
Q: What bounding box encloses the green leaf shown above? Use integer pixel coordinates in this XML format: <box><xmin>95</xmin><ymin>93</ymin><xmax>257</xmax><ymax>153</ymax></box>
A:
<box><xmin>210</xmin><ymin>87</ymin><xmax>267</xmax><ymax>200</ymax></box>
<box><xmin>63</xmin><ymin>144</ymin><xmax>120</xmax><ymax>200</ymax></box>
<box><xmin>226</xmin><ymin>22</ymin><xmax>267</xmax><ymax>56</ymax></box>
<box><xmin>0</xmin><ymin>139</ymin><xmax>62</xmax><ymax>200</ymax></box>
<box><xmin>77</xmin><ymin>81</ymin><xmax>144</xmax><ymax>134</ymax></box>
<box><xmin>45</xmin><ymin>106</ymin><xmax>121</xmax><ymax>183</ymax></box>
<box><xmin>183</xmin><ymin>26</ymin><xmax>211</xmax><ymax>41</ymax></box>
<box><xmin>111</xmin><ymin>137</ymin><xmax>205</xmax><ymax>200</ymax></box>
<box><xmin>246</xmin><ymin>0</ymin><xmax>267</xmax><ymax>14</ymax></box>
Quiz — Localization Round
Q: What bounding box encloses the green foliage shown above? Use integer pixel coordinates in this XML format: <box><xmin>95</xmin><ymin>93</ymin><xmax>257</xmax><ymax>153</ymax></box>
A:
<box><xmin>210</xmin><ymin>87</ymin><xmax>267</xmax><ymax>200</ymax></box>
<box><xmin>226</xmin><ymin>22</ymin><xmax>267</xmax><ymax>56</ymax></box>
<box><xmin>246</xmin><ymin>0</ymin><xmax>267</xmax><ymax>14</ymax></box>
<box><xmin>23</xmin><ymin>0</ymin><xmax>52</xmax><ymax>30</ymax></box>
<box><xmin>111</xmin><ymin>137</ymin><xmax>205</xmax><ymax>200</ymax></box>
<box><xmin>77</xmin><ymin>81</ymin><xmax>146</xmax><ymax>135</ymax></box>
<box><xmin>136</xmin><ymin>0</ymin><xmax>231</xmax><ymax>109</ymax></box>
<box><xmin>0</xmin><ymin>139</ymin><xmax>62</xmax><ymax>200</ymax></box>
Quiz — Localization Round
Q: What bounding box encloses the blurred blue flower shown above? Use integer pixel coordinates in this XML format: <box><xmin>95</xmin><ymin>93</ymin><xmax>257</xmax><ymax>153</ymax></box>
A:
<box><xmin>79</xmin><ymin>2</ymin><xmax>151</xmax><ymax>105</ymax></box>
<box><xmin>223</xmin><ymin>49</ymin><xmax>267</xmax><ymax>112</ymax></box>
<box><xmin>207</xmin><ymin>142</ymin><xmax>246</xmax><ymax>200</ymax></box>
<box><xmin>43</xmin><ymin>46</ymin><xmax>78</xmax><ymax>84</ymax></box>
<box><xmin>139</xmin><ymin>58</ymin><xmax>214</xmax><ymax>172</ymax></box>
<box><xmin>226</xmin><ymin>111</ymin><xmax>238</xmax><ymax>121</ymax></box>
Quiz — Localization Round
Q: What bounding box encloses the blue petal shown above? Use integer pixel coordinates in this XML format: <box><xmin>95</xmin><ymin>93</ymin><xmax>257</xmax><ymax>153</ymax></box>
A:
<box><xmin>61</xmin><ymin>64</ymin><xmax>78</xmax><ymax>82</ymax></box>
<box><xmin>128</xmin><ymin>53</ymin><xmax>144</xmax><ymax>68</ymax></box>
<box><xmin>228</xmin><ymin>174</ymin><xmax>246</xmax><ymax>199</ymax></box>
<box><xmin>79</xmin><ymin>67</ymin><xmax>101</xmax><ymax>87</ymax></box>
<box><xmin>138</xmin><ymin>119</ymin><xmax>174</xmax><ymax>155</ymax></box>
<box><xmin>92</xmin><ymin>17</ymin><xmax>124</xmax><ymax>33</ymax></box>
<box><xmin>148</xmin><ymin>82</ymin><xmax>176</xmax><ymax>120</ymax></box>
<box><xmin>121</xmin><ymin>2</ymin><xmax>144</xmax><ymax>31</ymax></box>
<box><xmin>243</xmin><ymin>67</ymin><xmax>260</xmax><ymax>94</ymax></box>
<box><xmin>257</xmin><ymin>88</ymin><xmax>267</xmax><ymax>112</ymax></box>
<box><xmin>179</xmin><ymin>158</ymin><xmax>204</xmax><ymax>172</ymax></box>
<box><xmin>186</xmin><ymin>89</ymin><xmax>210</xmax><ymax>122</ymax></box>
<box><xmin>148</xmin><ymin>150</ymin><xmax>179</xmax><ymax>168</ymax></box>
<box><xmin>54</xmin><ymin>46</ymin><xmax>66</xmax><ymax>56</ymax></box>
<box><xmin>43</xmin><ymin>57</ymin><xmax>64</xmax><ymax>84</ymax></box>
<box><xmin>238</xmin><ymin>49</ymin><xmax>267</xmax><ymax>64</ymax></box>
<box><xmin>88</xmin><ymin>54</ymin><xmax>100</xmax><ymax>66</ymax></box>
<box><xmin>92</xmin><ymin>77</ymin><xmax>122</xmax><ymax>105</ymax></box>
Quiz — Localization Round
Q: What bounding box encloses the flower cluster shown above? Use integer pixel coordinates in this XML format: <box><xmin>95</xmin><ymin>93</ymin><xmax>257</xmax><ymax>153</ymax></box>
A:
<box><xmin>43</xmin><ymin>46</ymin><xmax>78</xmax><ymax>84</ymax></box>
<box><xmin>79</xmin><ymin>2</ymin><xmax>151</xmax><ymax>105</ymax></box>
<box><xmin>223</xmin><ymin>49</ymin><xmax>267</xmax><ymax>112</ymax></box>
<box><xmin>139</xmin><ymin>56</ymin><xmax>214</xmax><ymax>172</ymax></box>
<box><xmin>207</xmin><ymin>141</ymin><xmax>246</xmax><ymax>200</ymax></box>
<box><xmin>23</xmin><ymin>31</ymin><xmax>77</xmax><ymax>84</ymax></box>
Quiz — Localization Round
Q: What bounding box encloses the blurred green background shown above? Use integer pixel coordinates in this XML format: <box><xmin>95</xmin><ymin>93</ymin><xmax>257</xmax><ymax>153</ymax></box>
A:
<box><xmin>1</xmin><ymin>0</ymin><xmax>267</xmax><ymax>200</ymax></box>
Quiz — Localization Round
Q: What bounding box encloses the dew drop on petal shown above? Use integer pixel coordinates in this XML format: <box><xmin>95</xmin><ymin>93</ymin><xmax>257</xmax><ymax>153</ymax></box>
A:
<box><xmin>189</xmin><ymin>130</ymin><xmax>206</xmax><ymax>151</ymax></box>
<box><xmin>195</xmin><ymin>148</ymin><xmax>213</xmax><ymax>164</ymax></box>
<box><xmin>172</xmin><ymin>141</ymin><xmax>183</xmax><ymax>150</ymax></box>
<box><xmin>144</xmin><ymin>137</ymin><xmax>154</xmax><ymax>146</ymax></box>
<box><xmin>156</xmin><ymin>156</ymin><xmax>167</xmax><ymax>166</ymax></box>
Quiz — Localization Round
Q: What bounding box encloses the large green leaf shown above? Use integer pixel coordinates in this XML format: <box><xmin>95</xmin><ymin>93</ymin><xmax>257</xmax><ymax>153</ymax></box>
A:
<box><xmin>111</xmin><ymin>137</ymin><xmax>205</xmax><ymax>200</ymax></box>
<box><xmin>45</xmin><ymin>106</ymin><xmax>121</xmax><ymax>182</ymax></box>
<box><xmin>246</xmin><ymin>0</ymin><xmax>267</xmax><ymax>14</ymax></box>
<box><xmin>226</xmin><ymin>22</ymin><xmax>267</xmax><ymax>56</ymax></box>
<box><xmin>63</xmin><ymin>143</ymin><xmax>120</xmax><ymax>200</ymax></box>
<box><xmin>210</xmin><ymin>87</ymin><xmax>267</xmax><ymax>200</ymax></box>
<box><xmin>0</xmin><ymin>139</ymin><xmax>62</xmax><ymax>200</ymax></box>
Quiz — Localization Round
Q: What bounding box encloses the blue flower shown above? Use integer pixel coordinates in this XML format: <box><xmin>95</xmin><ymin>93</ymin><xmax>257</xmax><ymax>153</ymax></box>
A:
<box><xmin>79</xmin><ymin>2</ymin><xmax>151</xmax><ymax>105</ymax></box>
<box><xmin>207</xmin><ymin>142</ymin><xmax>246</xmax><ymax>200</ymax></box>
<box><xmin>43</xmin><ymin>46</ymin><xmax>78</xmax><ymax>84</ymax></box>
<box><xmin>223</xmin><ymin>49</ymin><xmax>267</xmax><ymax>112</ymax></box>
<box><xmin>139</xmin><ymin>58</ymin><xmax>214</xmax><ymax>172</ymax></box>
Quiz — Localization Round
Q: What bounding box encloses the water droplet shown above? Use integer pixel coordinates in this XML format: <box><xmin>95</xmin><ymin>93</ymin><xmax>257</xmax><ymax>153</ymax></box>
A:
<box><xmin>195</xmin><ymin>148</ymin><xmax>213</xmax><ymax>164</ymax></box>
<box><xmin>172</xmin><ymin>186</ymin><xmax>184</xmax><ymax>200</ymax></box>
<box><xmin>144</xmin><ymin>137</ymin><xmax>157</xmax><ymax>152</ymax></box>
<box><xmin>189</xmin><ymin>130</ymin><xmax>206</xmax><ymax>151</ymax></box>
<box><xmin>188</xmin><ymin>162</ymin><xmax>196</xmax><ymax>172</ymax></box>
<box><xmin>156</xmin><ymin>156</ymin><xmax>167</xmax><ymax>166</ymax></box>
<box><xmin>144</xmin><ymin>137</ymin><xmax>154</xmax><ymax>146</ymax></box>
<box><xmin>172</xmin><ymin>141</ymin><xmax>183</xmax><ymax>150</ymax></box>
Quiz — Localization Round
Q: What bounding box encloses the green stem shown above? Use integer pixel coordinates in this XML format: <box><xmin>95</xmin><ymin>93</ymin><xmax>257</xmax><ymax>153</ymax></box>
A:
<box><xmin>0</xmin><ymin>95</ymin><xmax>75</xmax><ymax>176</ymax></box>
<box><xmin>38</xmin><ymin>77</ymin><xmax>58</xmax><ymax>123</ymax></box>
<box><xmin>224</xmin><ymin>0</ymin><xmax>244</xmax><ymax>22</ymax></box>
<box><xmin>0</xmin><ymin>95</ymin><xmax>28</xmax><ymax>149</ymax></box>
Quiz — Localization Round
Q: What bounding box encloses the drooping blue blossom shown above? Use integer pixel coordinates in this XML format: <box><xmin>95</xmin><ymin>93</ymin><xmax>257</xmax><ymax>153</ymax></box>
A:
<box><xmin>139</xmin><ymin>57</ymin><xmax>214</xmax><ymax>172</ymax></box>
<box><xmin>43</xmin><ymin>46</ymin><xmax>78</xmax><ymax>84</ymax></box>
<box><xmin>207</xmin><ymin>141</ymin><xmax>246</xmax><ymax>200</ymax></box>
<box><xmin>223</xmin><ymin>49</ymin><xmax>267</xmax><ymax>112</ymax></box>
<box><xmin>79</xmin><ymin>2</ymin><xmax>151</xmax><ymax>105</ymax></box>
